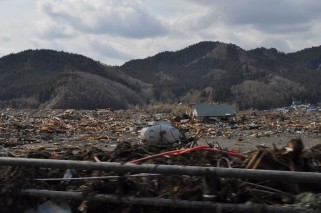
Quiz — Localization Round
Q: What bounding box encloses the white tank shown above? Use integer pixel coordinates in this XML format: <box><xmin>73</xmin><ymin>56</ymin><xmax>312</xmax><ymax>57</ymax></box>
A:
<box><xmin>140</xmin><ymin>124</ymin><xmax>180</xmax><ymax>147</ymax></box>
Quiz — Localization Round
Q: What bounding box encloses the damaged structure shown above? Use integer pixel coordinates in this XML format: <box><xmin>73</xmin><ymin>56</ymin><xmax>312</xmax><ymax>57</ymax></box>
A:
<box><xmin>189</xmin><ymin>103</ymin><xmax>236</xmax><ymax>123</ymax></box>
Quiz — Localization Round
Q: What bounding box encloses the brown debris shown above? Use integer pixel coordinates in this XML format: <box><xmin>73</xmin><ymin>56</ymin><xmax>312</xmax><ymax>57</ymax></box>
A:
<box><xmin>0</xmin><ymin>108</ymin><xmax>320</xmax><ymax>212</ymax></box>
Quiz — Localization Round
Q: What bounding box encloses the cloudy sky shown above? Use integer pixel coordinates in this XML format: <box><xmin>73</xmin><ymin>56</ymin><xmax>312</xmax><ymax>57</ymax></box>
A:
<box><xmin>1</xmin><ymin>0</ymin><xmax>321</xmax><ymax>65</ymax></box>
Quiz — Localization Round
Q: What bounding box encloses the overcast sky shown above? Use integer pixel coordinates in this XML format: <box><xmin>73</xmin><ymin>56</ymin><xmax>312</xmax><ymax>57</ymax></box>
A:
<box><xmin>1</xmin><ymin>0</ymin><xmax>321</xmax><ymax>65</ymax></box>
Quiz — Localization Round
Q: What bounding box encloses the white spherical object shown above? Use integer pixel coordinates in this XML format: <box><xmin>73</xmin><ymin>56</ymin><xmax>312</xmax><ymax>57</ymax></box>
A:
<box><xmin>140</xmin><ymin>124</ymin><xmax>180</xmax><ymax>147</ymax></box>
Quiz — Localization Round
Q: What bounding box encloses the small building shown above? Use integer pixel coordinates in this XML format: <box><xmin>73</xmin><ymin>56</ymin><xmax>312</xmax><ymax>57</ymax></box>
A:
<box><xmin>189</xmin><ymin>103</ymin><xmax>236</xmax><ymax>123</ymax></box>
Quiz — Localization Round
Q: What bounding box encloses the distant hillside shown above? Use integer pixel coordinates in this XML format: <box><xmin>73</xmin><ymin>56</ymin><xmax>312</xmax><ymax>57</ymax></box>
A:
<box><xmin>1</xmin><ymin>43</ymin><xmax>321</xmax><ymax>110</ymax></box>
<box><xmin>0</xmin><ymin>50</ymin><xmax>152</xmax><ymax>109</ymax></box>
<box><xmin>120</xmin><ymin>42</ymin><xmax>321</xmax><ymax>109</ymax></box>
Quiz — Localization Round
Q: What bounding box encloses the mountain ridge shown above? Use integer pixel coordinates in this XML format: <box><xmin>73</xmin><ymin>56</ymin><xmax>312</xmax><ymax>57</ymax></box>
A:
<box><xmin>120</xmin><ymin>42</ymin><xmax>321</xmax><ymax>109</ymax></box>
<box><xmin>0</xmin><ymin>49</ymin><xmax>152</xmax><ymax>109</ymax></box>
<box><xmin>1</xmin><ymin>42</ymin><xmax>321</xmax><ymax>110</ymax></box>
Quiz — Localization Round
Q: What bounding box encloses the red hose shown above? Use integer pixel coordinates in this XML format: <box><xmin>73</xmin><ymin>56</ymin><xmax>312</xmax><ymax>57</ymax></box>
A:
<box><xmin>129</xmin><ymin>146</ymin><xmax>244</xmax><ymax>163</ymax></box>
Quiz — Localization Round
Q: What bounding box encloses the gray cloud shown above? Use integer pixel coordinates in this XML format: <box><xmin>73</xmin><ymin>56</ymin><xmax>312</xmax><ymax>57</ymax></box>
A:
<box><xmin>37</xmin><ymin>21</ymin><xmax>75</xmax><ymax>39</ymax></box>
<box><xmin>90</xmin><ymin>40</ymin><xmax>132</xmax><ymax>61</ymax></box>
<box><xmin>261</xmin><ymin>39</ymin><xmax>292</xmax><ymax>52</ymax></box>
<box><xmin>1</xmin><ymin>36</ymin><xmax>11</xmax><ymax>43</ymax></box>
<box><xmin>2</xmin><ymin>0</ymin><xmax>321</xmax><ymax>65</ymax></box>
<box><xmin>174</xmin><ymin>0</ymin><xmax>321</xmax><ymax>54</ymax></box>
<box><xmin>185</xmin><ymin>0</ymin><xmax>321</xmax><ymax>33</ymax></box>
<box><xmin>38</xmin><ymin>0</ymin><xmax>169</xmax><ymax>39</ymax></box>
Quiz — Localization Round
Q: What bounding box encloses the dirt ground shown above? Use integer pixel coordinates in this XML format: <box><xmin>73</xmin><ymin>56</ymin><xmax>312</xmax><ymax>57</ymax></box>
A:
<box><xmin>200</xmin><ymin>133</ymin><xmax>321</xmax><ymax>153</ymax></box>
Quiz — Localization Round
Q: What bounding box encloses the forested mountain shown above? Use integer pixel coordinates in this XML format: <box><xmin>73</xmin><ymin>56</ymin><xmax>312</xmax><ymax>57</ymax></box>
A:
<box><xmin>1</xmin><ymin>42</ymin><xmax>321</xmax><ymax>110</ymax></box>
<box><xmin>121</xmin><ymin>41</ymin><xmax>321</xmax><ymax>109</ymax></box>
<box><xmin>0</xmin><ymin>50</ymin><xmax>152</xmax><ymax>109</ymax></box>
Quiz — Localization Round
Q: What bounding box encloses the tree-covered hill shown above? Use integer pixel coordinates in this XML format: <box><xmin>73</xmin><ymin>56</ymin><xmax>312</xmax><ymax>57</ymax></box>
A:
<box><xmin>120</xmin><ymin>42</ymin><xmax>321</xmax><ymax>109</ymax></box>
<box><xmin>0</xmin><ymin>49</ymin><xmax>152</xmax><ymax>109</ymax></box>
<box><xmin>1</xmin><ymin>43</ymin><xmax>321</xmax><ymax>110</ymax></box>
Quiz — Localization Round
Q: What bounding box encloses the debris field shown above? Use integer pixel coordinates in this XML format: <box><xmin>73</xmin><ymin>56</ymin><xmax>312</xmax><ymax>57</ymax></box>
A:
<box><xmin>0</xmin><ymin>108</ymin><xmax>321</xmax><ymax>212</ymax></box>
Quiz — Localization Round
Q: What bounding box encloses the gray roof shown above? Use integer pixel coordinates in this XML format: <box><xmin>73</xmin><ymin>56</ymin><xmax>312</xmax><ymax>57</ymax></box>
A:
<box><xmin>192</xmin><ymin>104</ymin><xmax>235</xmax><ymax>117</ymax></box>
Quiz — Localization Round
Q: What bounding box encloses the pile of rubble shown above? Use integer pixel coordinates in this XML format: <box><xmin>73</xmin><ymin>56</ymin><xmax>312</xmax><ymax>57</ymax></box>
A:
<box><xmin>0</xmin><ymin>108</ymin><xmax>320</xmax><ymax>151</ymax></box>
<box><xmin>0</xmin><ymin>108</ymin><xmax>320</xmax><ymax>212</ymax></box>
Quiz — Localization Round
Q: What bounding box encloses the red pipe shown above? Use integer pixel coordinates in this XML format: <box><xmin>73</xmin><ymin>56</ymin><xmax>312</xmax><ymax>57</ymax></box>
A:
<box><xmin>128</xmin><ymin>146</ymin><xmax>244</xmax><ymax>163</ymax></box>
